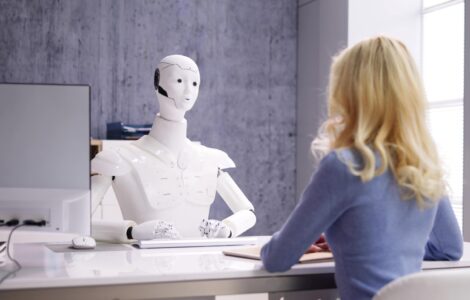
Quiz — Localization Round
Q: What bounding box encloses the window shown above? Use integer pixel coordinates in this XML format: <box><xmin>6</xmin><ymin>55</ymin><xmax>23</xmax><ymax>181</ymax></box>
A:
<box><xmin>423</xmin><ymin>0</ymin><xmax>465</xmax><ymax>228</ymax></box>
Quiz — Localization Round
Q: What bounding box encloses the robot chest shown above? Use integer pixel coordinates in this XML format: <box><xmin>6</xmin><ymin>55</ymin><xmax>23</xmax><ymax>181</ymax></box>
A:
<box><xmin>134</xmin><ymin>159</ymin><xmax>219</xmax><ymax>210</ymax></box>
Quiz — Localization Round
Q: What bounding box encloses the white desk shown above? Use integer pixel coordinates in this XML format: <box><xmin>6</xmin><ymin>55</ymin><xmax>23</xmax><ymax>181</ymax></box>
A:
<box><xmin>1</xmin><ymin>237</ymin><xmax>470</xmax><ymax>300</ymax></box>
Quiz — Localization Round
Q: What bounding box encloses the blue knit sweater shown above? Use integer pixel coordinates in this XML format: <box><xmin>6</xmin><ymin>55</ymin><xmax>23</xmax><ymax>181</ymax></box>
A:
<box><xmin>261</xmin><ymin>150</ymin><xmax>463</xmax><ymax>300</ymax></box>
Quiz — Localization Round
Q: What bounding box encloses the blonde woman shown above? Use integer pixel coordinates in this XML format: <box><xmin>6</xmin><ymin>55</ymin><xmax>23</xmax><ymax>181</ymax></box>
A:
<box><xmin>261</xmin><ymin>36</ymin><xmax>463</xmax><ymax>299</ymax></box>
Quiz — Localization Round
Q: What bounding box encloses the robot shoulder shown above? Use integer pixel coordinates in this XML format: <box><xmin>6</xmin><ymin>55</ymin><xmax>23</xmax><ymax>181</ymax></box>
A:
<box><xmin>194</xmin><ymin>143</ymin><xmax>236</xmax><ymax>170</ymax></box>
<box><xmin>91</xmin><ymin>148</ymin><xmax>131</xmax><ymax>176</ymax></box>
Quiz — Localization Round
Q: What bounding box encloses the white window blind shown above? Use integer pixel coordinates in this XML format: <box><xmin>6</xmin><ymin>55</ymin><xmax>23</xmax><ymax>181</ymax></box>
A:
<box><xmin>423</xmin><ymin>0</ymin><xmax>464</xmax><ymax>228</ymax></box>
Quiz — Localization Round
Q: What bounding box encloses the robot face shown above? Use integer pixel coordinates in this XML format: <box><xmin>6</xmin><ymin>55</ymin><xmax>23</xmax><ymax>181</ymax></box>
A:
<box><xmin>157</xmin><ymin>56</ymin><xmax>200</xmax><ymax>113</ymax></box>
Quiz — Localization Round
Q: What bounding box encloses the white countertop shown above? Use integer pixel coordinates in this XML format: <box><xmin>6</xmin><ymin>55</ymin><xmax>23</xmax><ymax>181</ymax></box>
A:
<box><xmin>0</xmin><ymin>236</ymin><xmax>335</xmax><ymax>290</ymax></box>
<box><xmin>1</xmin><ymin>237</ymin><xmax>470</xmax><ymax>291</ymax></box>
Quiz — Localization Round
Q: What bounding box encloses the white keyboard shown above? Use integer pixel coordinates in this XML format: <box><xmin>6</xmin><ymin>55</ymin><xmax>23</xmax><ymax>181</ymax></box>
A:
<box><xmin>134</xmin><ymin>237</ymin><xmax>258</xmax><ymax>249</ymax></box>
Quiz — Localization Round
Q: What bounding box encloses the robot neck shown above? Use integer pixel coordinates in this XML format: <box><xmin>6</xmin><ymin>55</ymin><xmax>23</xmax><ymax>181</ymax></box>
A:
<box><xmin>149</xmin><ymin>114</ymin><xmax>188</xmax><ymax>154</ymax></box>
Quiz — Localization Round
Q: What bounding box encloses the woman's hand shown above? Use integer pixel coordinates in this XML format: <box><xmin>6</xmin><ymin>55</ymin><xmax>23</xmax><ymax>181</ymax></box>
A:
<box><xmin>306</xmin><ymin>234</ymin><xmax>330</xmax><ymax>253</ymax></box>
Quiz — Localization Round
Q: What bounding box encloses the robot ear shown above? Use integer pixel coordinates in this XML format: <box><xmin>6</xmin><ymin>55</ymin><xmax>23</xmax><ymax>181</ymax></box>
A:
<box><xmin>154</xmin><ymin>68</ymin><xmax>160</xmax><ymax>90</ymax></box>
<box><xmin>154</xmin><ymin>68</ymin><xmax>169</xmax><ymax>97</ymax></box>
<box><xmin>158</xmin><ymin>86</ymin><xmax>169</xmax><ymax>97</ymax></box>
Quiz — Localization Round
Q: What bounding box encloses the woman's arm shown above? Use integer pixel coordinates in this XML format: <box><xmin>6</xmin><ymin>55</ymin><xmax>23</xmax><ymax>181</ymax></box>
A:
<box><xmin>424</xmin><ymin>196</ymin><xmax>463</xmax><ymax>261</ymax></box>
<box><xmin>260</xmin><ymin>152</ymin><xmax>351</xmax><ymax>272</ymax></box>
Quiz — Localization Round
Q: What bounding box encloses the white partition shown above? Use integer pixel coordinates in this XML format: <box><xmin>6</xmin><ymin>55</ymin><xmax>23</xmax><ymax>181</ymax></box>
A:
<box><xmin>348</xmin><ymin>0</ymin><xmax>422</xmax><ymax>66</ymax></box>
<box><xmin>296</xmin><ymin>0</ymin><xmax>348</xmax><ymax>198</ymax></box>
<box><xmin>296</xmin><ymin>0</ymin><xmax>422</xmax><ymax>197</ymax></box>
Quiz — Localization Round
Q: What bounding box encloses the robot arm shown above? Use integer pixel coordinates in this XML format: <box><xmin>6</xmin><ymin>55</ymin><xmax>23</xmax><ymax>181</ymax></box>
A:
<box><xmin>90</xmin><ymin>149</ymin><xmax>131</xmax><ymax>215</ymax></box>
<box><xmin>91</xmin><ymin>174</ymin><xmax>112</xmax><ymax>215</ymax></box>
<box><xmin>198</xmin><ymin>149</ymin><xmax>256</xmax><ymax>238</ymax></box>
<box><xmin>92</xmin><ymin>219</ymin><xmax>136</xmax><ymax>243</ymax></box>
<box><xmin>217</xmin><ymin>170</ymin><xmax>256</xmax><ymax>237</ymax></box>
<box><xmin>90</xmin><ymin>149</ymin><xmax>133</xmax><ymax>242</ymax></box>
<box><xmin>92</xmin><ymin>219</ymin><xmax>181</xmax><ymax>243</ymax></box>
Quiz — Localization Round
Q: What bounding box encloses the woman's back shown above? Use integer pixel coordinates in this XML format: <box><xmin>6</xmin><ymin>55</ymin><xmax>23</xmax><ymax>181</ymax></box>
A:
<box><xmin>325</xmin><ymin>150</ymin><xmax>438</xmax><ymax>298</ymax></box>
<box><xmin>261</xmin><ymin>150</ymin><xmax>462</xmax><ymax>299</ymax></box>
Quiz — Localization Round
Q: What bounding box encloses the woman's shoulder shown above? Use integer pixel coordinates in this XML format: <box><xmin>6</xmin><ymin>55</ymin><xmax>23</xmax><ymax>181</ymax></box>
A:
<box><xmin>316</xmin><ymin>148</ymin><xmax>370</xmax><ymax>186</ymax></box>
<box><xmin>320</xmin><ymin>148</ymin><xmax>360</xmax><ymax>171</ymax></box>
<box><xmin>315</xmin><ymin>149</ymin><xmax>354</xmax><ymax>181</ymax></box>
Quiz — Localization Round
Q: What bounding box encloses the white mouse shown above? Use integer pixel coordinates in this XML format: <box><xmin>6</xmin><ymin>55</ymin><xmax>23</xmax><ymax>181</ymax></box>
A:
<box><xmin>71</xmin><ymin>236</ymin><xmax>96</xmax><ymax>250</ymax></box>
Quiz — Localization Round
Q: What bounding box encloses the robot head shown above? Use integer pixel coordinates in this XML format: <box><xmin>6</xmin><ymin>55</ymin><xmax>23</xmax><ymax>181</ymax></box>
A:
<box><xmin>154</xmin><ymin>55</ymin><xmax>200</xmax><ymax>121</ymax></box>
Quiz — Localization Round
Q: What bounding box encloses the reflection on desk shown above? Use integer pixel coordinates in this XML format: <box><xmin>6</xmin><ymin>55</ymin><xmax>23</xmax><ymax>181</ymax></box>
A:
<box><xmin>1</xmin><ymin>237</ymin><xmax>470</xmax><ymax>300</ymax></box>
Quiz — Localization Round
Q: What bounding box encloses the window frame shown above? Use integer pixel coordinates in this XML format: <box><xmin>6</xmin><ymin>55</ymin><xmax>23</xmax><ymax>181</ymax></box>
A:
<box><xmin>463</xmin><ymin>0</ymin><xmax>470</xmax><ymax>241</ymax></box>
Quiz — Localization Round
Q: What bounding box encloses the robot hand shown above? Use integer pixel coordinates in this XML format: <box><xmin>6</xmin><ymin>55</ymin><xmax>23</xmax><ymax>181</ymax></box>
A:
<box><xmin>132</xmin><ymin>220</ymin><xmax>181</xmax><ymax>240</ymax></box>
<box><xmin>199</xmin><ymin>219</ymin><xmax>232</xmax><ymax>238</ymax></box>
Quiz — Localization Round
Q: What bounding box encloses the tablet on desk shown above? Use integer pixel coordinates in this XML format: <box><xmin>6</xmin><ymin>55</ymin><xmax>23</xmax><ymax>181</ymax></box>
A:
<box><xmin>134</xmin><ymin>236</ymin><xmax>258</xmax><ymax>249</ymax></box>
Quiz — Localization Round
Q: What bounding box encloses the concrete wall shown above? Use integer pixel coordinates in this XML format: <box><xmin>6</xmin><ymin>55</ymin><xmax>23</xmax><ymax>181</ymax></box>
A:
<box><xmin>0</xmin><ymin>0</ymin><xmax>297</xmax><ymax>235</ymax></box>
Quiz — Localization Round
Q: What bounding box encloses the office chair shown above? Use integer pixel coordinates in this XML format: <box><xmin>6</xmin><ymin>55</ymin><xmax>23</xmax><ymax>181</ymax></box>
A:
<box><xmin>373</xmin><ymin>269</ymin><xmax>470</xmax><ymax>300</ymax></box>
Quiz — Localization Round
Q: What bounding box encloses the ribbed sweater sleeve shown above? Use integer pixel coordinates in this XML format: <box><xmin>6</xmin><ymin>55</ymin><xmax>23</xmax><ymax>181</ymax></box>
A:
<box><xmin>260</xmin><ymin>152</ymin><xmax>350</xmax><ymax>272</ymax></box>
<box><xmin>424</xmin><ymin>196</ymin><xmax>463</xmax><ymax>261</ymax></box>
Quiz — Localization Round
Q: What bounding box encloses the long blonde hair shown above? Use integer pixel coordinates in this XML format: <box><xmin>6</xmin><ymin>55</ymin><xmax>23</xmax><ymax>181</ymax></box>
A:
<box><xmin>312</xmin><ymin>36</ymin><xmax>446</xmax><ymax>205</ymax></box>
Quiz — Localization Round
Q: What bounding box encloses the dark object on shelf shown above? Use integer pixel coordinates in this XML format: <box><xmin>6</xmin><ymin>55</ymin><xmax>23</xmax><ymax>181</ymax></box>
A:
<box><xmin>90</xmin><ymin>139</ymin><xmax>102</xmax><ymax>160</ymax></box>
<box><xmin>107</xmin><ymin>122</ymin><xmax>152</xmax><ymax>140</ymax></box>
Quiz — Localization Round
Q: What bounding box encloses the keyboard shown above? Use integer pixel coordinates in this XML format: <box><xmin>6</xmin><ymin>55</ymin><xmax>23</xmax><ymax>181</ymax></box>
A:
<box><xmin>134</xmin><ymin>236</ymin><xmax>258</xmax><ymax>249</ymax></box>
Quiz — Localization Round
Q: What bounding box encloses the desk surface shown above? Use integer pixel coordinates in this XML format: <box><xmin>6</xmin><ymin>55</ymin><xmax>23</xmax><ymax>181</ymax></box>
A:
<box><xmin>1</xmin><ymin>237</ymin><xmax>470</xmax><ymax>300</ymax></box>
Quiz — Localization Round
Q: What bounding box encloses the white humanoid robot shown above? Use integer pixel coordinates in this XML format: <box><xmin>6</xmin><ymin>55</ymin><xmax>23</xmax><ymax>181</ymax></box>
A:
<box><xmin>91</xmin><ymin>55</ymin><xmax>256</xmax><ymax>242</ymax></box>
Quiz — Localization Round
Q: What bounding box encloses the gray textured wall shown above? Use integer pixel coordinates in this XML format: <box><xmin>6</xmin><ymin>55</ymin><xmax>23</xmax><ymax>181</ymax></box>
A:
<box><xmin>0</xmin><ymin>0</ymin><xmax>297</xmax><ymax>235</ymax></box>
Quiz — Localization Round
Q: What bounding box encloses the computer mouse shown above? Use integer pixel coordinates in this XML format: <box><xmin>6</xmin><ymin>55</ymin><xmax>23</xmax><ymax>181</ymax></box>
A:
<box><xmin>71</xmin><ymin>236</ymin><xmax>96</xmax><ymax>250</ymax></box>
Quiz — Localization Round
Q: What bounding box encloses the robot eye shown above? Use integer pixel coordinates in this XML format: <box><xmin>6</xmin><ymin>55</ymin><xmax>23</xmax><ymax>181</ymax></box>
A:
<box><xmin>193</xmin><ymin>82</ymin><xmax>198</xmax><ymax>87</ymax></box>
<box><xmin>177</xmin><ymin>79</ymin><xmax>182</xmax><ymax>83</ymax></box>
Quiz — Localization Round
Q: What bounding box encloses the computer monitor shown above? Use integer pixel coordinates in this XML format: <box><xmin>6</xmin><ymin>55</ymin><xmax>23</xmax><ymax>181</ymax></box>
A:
<box><xmin>0</xmin><ymin>83</ymin><xmax>90</xmax><ymax>235</ymax></box>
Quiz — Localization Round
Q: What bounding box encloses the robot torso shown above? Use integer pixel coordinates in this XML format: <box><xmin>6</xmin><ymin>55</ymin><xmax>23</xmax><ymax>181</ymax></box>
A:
<box><xmin>105</xmin><ymin>135</ymin><xmax>235</xmax><ymax>238</ymax></box>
